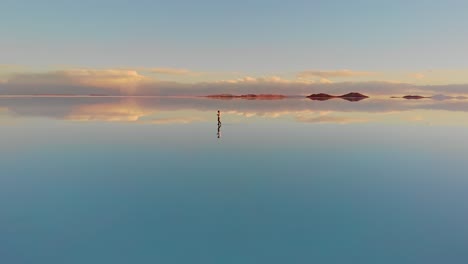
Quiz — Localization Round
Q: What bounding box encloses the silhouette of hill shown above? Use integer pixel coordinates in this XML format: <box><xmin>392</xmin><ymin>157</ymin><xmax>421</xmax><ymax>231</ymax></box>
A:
<box><xmin>306</xmin><ymin>93</ymin><xmax>335</xmax><ymax>101</ymax></box>
<box><xmin>339</xmin><ymin>93</ymin><xmax>369</xmax><ymax>98</ymax></box>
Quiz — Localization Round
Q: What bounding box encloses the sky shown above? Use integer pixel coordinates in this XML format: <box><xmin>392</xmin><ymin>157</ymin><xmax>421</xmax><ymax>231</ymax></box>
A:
<box><xmin>1</xmin><ymin>0</ymin><xmax>468</xmax><ymax>95</ymax></box>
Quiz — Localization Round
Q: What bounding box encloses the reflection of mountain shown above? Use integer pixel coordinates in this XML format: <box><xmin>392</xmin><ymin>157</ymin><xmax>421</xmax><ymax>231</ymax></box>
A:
<box><xmin>391</xmin><ymin>94</ymin><xmax>468</xmax><ymax>100</ymax></box>
<box><xmin>307</xmin><ymin>92</ymin><xmax>369</xmax><ymax>102</ymax></box>
<box><xmin>341</xmin><ymin>93</ymin><xmax>369</xmax><ymax>98</ymax></box>
<box><xmin>340</xmin><ymin>97</ymin><xmax>367</xmax><ymax>102</ymax></box>
<box><xmin>403</xmin><ymin>95</ymin><xmax>430</xmax><ymax>100</ymax></box>
<box><xmin>2</xmin><ymin>97</ymin><xmax>468</xmax><ymax>124</ymax></box>
<box><xmin>206</xmin><ymin>94</ymin><xmax>287</xmax><ymax>100</ymax></box>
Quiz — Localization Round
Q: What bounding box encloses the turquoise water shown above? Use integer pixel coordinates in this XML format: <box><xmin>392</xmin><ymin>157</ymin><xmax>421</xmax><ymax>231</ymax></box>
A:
<box><xmin>1</xmin><ymin>97</ymin><xmax>468</xmax><ymax>263</ymax></box>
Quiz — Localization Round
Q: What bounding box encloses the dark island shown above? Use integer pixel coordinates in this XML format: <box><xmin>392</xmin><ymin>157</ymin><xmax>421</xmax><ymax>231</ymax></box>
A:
<box><xmin>305</xmin><ymin>93</ymin><xmax>335</xmax><ymax>101</ymax></box>
<box><xmin>307</xmin><ymin>92</ymin><xmax>369</xmax><ymax>102</ymax></box>
<box><xmin>206</xmin><ymin>94</ymin><xmax>287</xmax><ymax>100</ymax></box>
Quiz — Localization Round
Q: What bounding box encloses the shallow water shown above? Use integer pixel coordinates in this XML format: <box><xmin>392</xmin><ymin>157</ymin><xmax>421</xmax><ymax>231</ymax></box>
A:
<box><xmin>1</xmin><ymin>97</ymin><xmax>468</xmax><ymax>263</ymax></box>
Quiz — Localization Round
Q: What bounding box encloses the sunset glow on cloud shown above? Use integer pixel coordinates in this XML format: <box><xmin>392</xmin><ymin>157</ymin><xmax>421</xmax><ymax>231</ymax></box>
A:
<box><xmin>148</xmin><ymin>68</ymin><xmax>201</xmax><ymax>76</ymax></box>
<box><xmin>297</xmin><ymin>70</ymin><xmax>375</xmax><ymax>79</ymax></box>
<box><xmin>2</xmin><ymin>67</ymin><xmax>468</xmax><ymax>96</ymax></box>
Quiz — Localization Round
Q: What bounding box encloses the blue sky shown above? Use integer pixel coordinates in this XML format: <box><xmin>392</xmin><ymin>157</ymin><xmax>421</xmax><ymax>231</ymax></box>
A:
<box><xmin>1</xmin><ymin>0</ymin><xmax>468</xmax><ymax>94</ymax></box>
<box><xmin>2</xmin><ymin>0</ymin><xmax>468</xmax><ymax>71</ymax></box>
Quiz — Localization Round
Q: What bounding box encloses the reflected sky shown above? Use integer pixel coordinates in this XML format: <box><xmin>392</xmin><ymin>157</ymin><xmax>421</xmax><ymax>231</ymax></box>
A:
<box><xmin>1</xmin><ymin>97</ymin><xmax>468</xmax><ymax>126</ymax></box>
<box><xmin>1</xmin><ymin>97</ymin><xmax>468</xmax><ymax>263</ymax></box>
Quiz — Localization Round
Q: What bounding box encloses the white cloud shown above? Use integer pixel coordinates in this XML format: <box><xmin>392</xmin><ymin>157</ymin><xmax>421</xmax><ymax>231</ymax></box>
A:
<box><xmin>2</xmin><ymin>68</ymin><xmax>468</xmax><ymax>97</ymax></box>
<box><xmin>319</xmin><ymin>78</ymin><xmax>333</xmax><ymax>84</ymax></box>
<box><xmin>219</xmin><ymin>76</ymin><xmax>294</xmax><ymax>84</ymax></box>
<box><xmin>298</xmin><ymin>69</ymin><xmax>375</xmax><ymax>79</ymax></box>
<box><xmin>62</xmin><ymin>69</ymin><xmax>149</xmax><ymax>90</ymax></box>
<box><xmin>149</xmin><ymin>68</ymin><xmax>200</xmax><ymax>76</ymax></box>
<box><xmin>408</xmin><ymin>73</ymin><xmax>425</xmax><ymax>79</ymax></box>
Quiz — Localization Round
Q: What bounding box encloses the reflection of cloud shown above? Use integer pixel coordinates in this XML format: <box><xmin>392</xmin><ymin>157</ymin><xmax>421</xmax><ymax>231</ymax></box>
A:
<box><xmin>66</xmin><ymin>100</ymin><xmax>153</xmax><ymax>122</ymax></box>
<box><xmin>1</xmin><ymin>97</ymin><xmax>468</xmax><ymax>126</ymax></box>
<box><xmin>3</xmin><ymin>97</ymin><xmax>468</xmax><ymax>119</ymax></box>
<box><xmin>142</xmin><ymin>117</ymin><xmax>205</xmax><ymax>124</ymax></box>
<box><xmin>296</xmin><ymin>115</ymin><xmax>368</xmax><ymax>124</ymax></box>
<box><xmin>226</xmin><ymin>110</ymin><xmax>315</xmax><ymax>119</ymax></box>
<box><xmin>295</xmin><ymin>111</ymin><xmax>368</xmax><ymax>124</ymax></box>
<box><xmin>61</xmin><ymin>99</ymin><xmax>205</xmax><ymax>124</ymax></box>
<box><xmin>298</xmin><ymin>70</ymin><xmax>375</xmax><ymax>79</ymax></box>
<box><xmin>408</xmin><ymin>115</ymin><xmax>424</xmax><ymax>122</ymax></box>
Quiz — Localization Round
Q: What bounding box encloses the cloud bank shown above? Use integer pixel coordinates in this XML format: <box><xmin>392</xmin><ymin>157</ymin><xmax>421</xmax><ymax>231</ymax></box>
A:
<box><xmin>1</xmin><ymin>69</ymin><xmax>468</xmax><ymax>97</ymax></box>
<box><xmin>297</xmin><ymin>70</ymin><xmax>375</xmax><ymax>79</ymax></box>
<box><xmin>148</xmin><ymin>68</ymin><xmax>200</xmax><ymax>76</ymax></box>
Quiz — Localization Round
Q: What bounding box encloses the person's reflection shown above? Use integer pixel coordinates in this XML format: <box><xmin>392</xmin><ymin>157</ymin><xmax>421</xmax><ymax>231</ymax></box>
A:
<box><xmin>217</xmin><ymin>110</ymin><xmax>222</xmax><ymax>138</ymax></box>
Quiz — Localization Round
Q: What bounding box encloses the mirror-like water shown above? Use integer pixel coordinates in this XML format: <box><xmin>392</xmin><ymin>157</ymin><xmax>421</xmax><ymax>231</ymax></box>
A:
<box><xmin>1</xmin><ymin>97</ymin><xmax>468</xmax><ymax>263</ymax></box>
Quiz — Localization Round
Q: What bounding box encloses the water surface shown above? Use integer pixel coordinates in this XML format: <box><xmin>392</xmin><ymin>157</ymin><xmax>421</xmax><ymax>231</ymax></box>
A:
<box><xmin>1</xmin><ymin>97</ymin><xmax>468</xmax><ymax>263</ymax></box>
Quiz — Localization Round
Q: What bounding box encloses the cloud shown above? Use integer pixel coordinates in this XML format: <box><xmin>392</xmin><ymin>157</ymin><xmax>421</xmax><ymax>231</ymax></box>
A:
<box><xmin>409</xmin><ymin>73</ymin><xmax>425</xmax><ymax>79</ymax></box>
<box><xmin>149</xmin><ymin>68</ymin><xmax>200</xmax><ymax>76</ymax></box>
<box><xmin>1</xmin><ymin>69</ymin><xmax>150</xmax><ymax>95</ymax></box>
<box><xmin>2</xmin><ymin>68</ymin><xmax>468</xmax><ymax>97</ymax></box>
<box><xmin>298</xmin><ymin>70</ymin><xmax>375</xmax><ymax>79</ymax></box>
<box><xmin>0</xmin><ymin>64</ymin><xmax>25</xmax><ymax>71</ymax></box>
<box><xmin>218</xmin><ymin>76</ymin><xmax>299</xmax><ymax>84</ymax></box>
<box><xmin>319</xmin><ymin>78</ymin><xmax>333</xmax><ymax>84</ymax></box>
<box><xmin>0</xmin><ymin>65</ymin><xmax>27</xmax><ymax>84</ymax></box>
<box><xmin>62</xmin><ymin>69</ymin><xmax>149</xmax><ymax>90</ymax></box>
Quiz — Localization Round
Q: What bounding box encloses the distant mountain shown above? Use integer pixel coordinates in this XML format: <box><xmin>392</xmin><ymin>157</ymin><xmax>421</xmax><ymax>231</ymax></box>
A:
<box><xmin>306</xmin><ymin>93</ymin><xmax>335</xmax><ymax>101</ymax></box>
